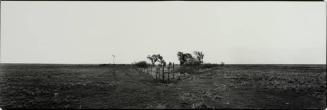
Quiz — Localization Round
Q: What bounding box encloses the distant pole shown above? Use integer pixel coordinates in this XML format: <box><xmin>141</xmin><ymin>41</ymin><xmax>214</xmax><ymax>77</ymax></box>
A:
<box><xmin>112</xmin><ymin>55</ymin><xmax>115</xmax><ymax>64</ymax></box>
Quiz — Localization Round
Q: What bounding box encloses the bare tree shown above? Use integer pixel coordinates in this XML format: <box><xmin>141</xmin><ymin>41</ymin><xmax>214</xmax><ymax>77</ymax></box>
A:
<box><xmin>147</xmin><ymin>55</ymin><xmax>158</xmax><ymax>66</ymax></box>
<box><xmin>184</xmin><ymin>53</ymin><xmax>194</xmax><ymax>63</ymax></box>
<box><xmin>193</xmin><ymin>51</ymin><xmax>204</xmax><ymax>64</ymax></box>
<box><xmin>177</xmin><ymin>51</ymin><xmax>195</xmax><ymax>66</ymax></box>
<box><xmin>177</xmin><ymin>51</ymin><xmax>186</xmax><ymax>65</ymax></box>
<box><xmin>147</xmin><ymin>54</ymin><xmax>161</xmax><ymax>77</ymax></box>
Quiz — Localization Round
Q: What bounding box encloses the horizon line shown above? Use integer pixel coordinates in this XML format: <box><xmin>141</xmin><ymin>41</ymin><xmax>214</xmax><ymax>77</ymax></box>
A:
<box><xmin>0</xmin><ymin>62</ymin><xmax>325</xmax><ymax>65</ymax></box>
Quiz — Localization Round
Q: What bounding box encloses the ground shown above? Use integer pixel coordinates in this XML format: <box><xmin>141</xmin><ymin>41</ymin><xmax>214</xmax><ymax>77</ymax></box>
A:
<box><xmin>0</xmin><ymin>64</ymin><xmax>325</xmax><ymax>109</ymax></box>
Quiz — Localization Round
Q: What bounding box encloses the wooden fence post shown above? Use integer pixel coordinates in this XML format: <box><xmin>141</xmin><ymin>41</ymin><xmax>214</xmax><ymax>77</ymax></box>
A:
<box><xmin>167</xmin><ymin>65</ymin><xmax>170</xmax><ymax>82</ymax></box>
<box><xmin>162</xmin><ymin>65</ymin><xmax>165</xmax><ymax>83</ymax></box>
<box><xmin>172</xmin><ymin>63</ymin><xmax>175</xmax><ymax>79</ymax></box>
<box><xmin>180</xmin><ymin>73</ymin><xmax>182</xmax><ymax>80</ymax></box>
<box><xmin>155</xmin><ymin>67</ymin><xmax>158</xmax><ymax>80</ymax></box>
<box><xmin>172</xmin><ymin>72</ymin><xmax>174</xmax><ymax>80</ymax></box>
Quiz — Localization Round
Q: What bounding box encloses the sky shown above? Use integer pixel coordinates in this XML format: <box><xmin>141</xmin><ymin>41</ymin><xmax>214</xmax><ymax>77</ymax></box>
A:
<box><xmin>0</xmin><ymin>1</ymin><xmax>326</xmax><ymax>64</ymax></box>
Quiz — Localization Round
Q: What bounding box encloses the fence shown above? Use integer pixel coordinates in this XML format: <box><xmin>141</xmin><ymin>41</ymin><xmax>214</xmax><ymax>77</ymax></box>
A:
<box><xmin>138</xmin><ymin>63</ymin><xmax>188</xmax><ymax>83</ymax></box>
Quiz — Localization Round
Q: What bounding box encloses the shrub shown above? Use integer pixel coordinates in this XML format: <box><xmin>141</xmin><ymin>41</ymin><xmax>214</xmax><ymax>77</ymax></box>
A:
<box><xmin>184</xmin><ymin>59</ymin><xmax>201</xmax><ymax>66</ymax></box>
<box><xmin>200</xmin><ymin>63</ymin><xmax>219</xmax><ymax>69</ymax></box>
<box><xmin>134</xmin><ymin>61</ymin><xmax>149</xmax><ymax>68</ymax></box>
<box><xmin>99</xmin><ymin>64</ymin><xmax>107</xmax><ymax>66</ymax></box>
<box><xmin>221</xmin><ymin>62</ymin><xmax>225</xmax><ymax>67</ymax></box>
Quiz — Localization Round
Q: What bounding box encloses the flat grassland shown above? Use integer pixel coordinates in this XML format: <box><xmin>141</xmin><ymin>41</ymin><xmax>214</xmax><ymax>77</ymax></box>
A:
<box><xmin>0</xmin><ymin>64</ymin><xmax>325</xmax><ymax>109</ymax></box>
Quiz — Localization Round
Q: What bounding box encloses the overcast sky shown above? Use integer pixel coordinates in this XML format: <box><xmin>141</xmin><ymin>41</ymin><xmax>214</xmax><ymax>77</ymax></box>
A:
<box><xmin>1</xmin><ymin>1</ymin><xmax>326</xmax><ymax>64</ymax></box>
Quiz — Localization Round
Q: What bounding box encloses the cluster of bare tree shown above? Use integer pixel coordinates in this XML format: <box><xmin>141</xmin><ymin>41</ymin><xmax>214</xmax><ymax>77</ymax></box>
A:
<box><xmin>135</xmin><ymin>51</ymin><xmax>205</xmax><ymax>67</ymax></box>
<box><xmin>132</xmin><ymin>51</ymin><xmax>228</xmax><ymax>83</ymax></box>
<box><xmin>144</xmin><ymin>51</ymin><xmax>204</xmax><ymax>67</ymax></box>
<box><xmin>133</xmin><ymin>51</ymin><xmax>207</xmax><ymax>83</ymax></box>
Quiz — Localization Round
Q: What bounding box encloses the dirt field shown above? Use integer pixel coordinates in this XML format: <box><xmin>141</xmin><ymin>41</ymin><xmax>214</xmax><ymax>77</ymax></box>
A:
<box><xmin>0</xmin><ymin>64</ymin><xmax>325</xmax><ymax>109</ymax></box>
